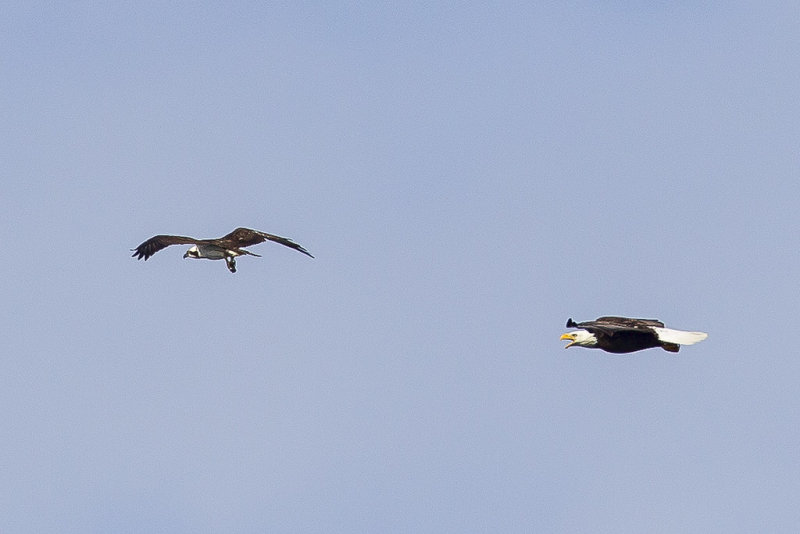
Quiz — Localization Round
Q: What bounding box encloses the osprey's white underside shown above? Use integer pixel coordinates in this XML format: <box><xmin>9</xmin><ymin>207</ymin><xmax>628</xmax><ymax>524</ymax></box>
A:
<box><xmin>188</xmin><ymin>244</ymin><xmax>242</xmax><ymax>260</ymax></box>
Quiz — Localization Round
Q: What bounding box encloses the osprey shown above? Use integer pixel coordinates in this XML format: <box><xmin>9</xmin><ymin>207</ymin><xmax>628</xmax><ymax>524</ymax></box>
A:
<box><xmin>132</xmin><ymin>227</ymin><xmax>313</xmax><ymax>273</ymax></box>
<box><xmin>560</xmin><ymin>316</ymin><xmax>707</xmax><ymax>354</ymax></box>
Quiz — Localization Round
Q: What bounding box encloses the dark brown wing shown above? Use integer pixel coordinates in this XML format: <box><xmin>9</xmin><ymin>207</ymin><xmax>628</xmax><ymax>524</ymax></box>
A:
<box><xmin>218</xmin><ymin>228</ymin><xmax>314</xmax><ymax>258</ymax></box>
<box><xmin>131</xmin><ymin>235</ymin><xmax>202</xmax><ymax>260</ymax></box>
<box><xmin>594</xmin><ymin>316</ymin><xmax>665</xmax><ymax>328</ymax></box>
<box><xmin>566</xmin><ymin>316</ymin><xmax>664</xmax><ymax>335</ymax></box>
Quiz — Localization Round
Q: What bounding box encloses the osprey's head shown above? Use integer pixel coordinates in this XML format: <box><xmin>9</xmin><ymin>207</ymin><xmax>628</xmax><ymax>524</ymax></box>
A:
<box><xmin>560</xmin><ymin>329</ymin><xmax>598</xmax><ymax>349</ymax></box>
<box><xmin>184</xmin><ymin>246</ymin><xmax>200</xmax><ymax>259</ymax></box>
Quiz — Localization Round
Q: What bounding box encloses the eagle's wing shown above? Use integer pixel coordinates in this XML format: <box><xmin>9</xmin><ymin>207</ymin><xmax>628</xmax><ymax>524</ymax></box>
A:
<box><xmin>576</xmin><ymin>322</ymin><xmax>631</xmax><ymax>337</ymax></box>
<box><xmin>567</xmin><ymin>317</ymin><xmax>664</xmax><ymax>337</ymax></box>
<box><xmin>594</xmin><ymin>317</ymin><xmax>665</xmax><ymax>329</ymax></box>
<box><xmin>131</xmin><ymin>235</ymin><xmax>202</xmax><ymax>260</ymax></box>
<box><xmin>219</xmin><ymin>228</ymin><xmax>314</xmax><ymax>258</ymax></box>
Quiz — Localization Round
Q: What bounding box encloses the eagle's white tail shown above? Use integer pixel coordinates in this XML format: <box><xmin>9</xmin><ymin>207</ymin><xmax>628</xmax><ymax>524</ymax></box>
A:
<box><xmin>652</xmin><ymin>327</ymin><xmax>708</xmax><ymax>346</ymax></box>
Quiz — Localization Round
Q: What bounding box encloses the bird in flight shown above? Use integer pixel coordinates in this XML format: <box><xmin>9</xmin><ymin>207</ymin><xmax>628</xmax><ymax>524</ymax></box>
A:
<box><xmin>560</xmin><ymin>316</ymin><xmax>707</xmax><ymax>353</ymax></box>
<box><xmin>132</xmin><ymin>227</ymin><xmax>313</xmax><ymax>273</ymax></box>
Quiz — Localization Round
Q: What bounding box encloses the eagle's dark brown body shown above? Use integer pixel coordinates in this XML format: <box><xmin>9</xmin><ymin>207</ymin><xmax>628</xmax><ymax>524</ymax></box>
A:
<box><xmin>564</xmin><ymin>317</ymin><xmax>680</xmax><ymax>353</ymax></box>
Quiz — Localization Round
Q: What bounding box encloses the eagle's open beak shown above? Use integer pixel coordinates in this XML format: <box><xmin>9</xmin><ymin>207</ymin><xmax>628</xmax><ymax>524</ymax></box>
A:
<box><xmin>560</xmin><ymin>333</ymin><xmax>576</xmax><ymax>348</ymax></box>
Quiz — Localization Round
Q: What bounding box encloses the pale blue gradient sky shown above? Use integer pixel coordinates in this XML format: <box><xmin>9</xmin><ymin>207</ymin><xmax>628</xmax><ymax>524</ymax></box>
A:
<box><xmin>2</xmin><ymin>3</ymin><xmax>799</xmax><ymax>532</ymax></box>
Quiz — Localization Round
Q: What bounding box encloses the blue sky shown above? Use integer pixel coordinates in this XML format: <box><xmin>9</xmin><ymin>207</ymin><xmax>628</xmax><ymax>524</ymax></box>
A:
<box><xmin>2</xmin><ymin>2</ymin><xmax>799</xmax><ymax>532</ymax></box>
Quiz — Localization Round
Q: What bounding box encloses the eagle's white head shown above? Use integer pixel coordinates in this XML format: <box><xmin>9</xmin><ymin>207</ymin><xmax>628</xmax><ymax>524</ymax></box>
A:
<box><xmin>560</xmin><ymin>329</ymin><xmax>598</xmax><ymax>349</ymax></box>
<box><xmin>184</xmin><ymin>246</ymin><xmax>200</xmax><ymax>259</ymax></box>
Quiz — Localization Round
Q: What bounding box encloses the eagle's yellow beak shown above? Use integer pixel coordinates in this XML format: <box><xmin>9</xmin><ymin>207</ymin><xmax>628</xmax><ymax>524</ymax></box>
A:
<box><xmin>560</xmin><ymin>333</ymin><xmax>576</xmax><ymax>348</ymax></box>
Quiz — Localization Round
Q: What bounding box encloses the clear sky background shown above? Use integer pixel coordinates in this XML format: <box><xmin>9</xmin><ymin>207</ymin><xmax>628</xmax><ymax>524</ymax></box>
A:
<box><xmin>2</xmin><ymin>2</ymin><xmax>799</xmax><ymax>533</ymax></box>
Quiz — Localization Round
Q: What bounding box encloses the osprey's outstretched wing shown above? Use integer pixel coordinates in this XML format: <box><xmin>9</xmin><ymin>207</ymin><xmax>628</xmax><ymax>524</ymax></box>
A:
<box><xmin>131</xmin><ymin>235</ymin><xmax>202</xmax><ymax>260</ymax></box>
<box><xmin>219</xmin><ymin>227</ymin><xmax>314</xmax><ymax>258</ymax></box>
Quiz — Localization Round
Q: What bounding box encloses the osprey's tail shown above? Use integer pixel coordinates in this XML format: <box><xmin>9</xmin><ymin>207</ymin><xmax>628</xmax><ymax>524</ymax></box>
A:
<box><xmin>652</xmin><ymin>327</ymin><xmax>708</xmax><ymax>346</ymax></box>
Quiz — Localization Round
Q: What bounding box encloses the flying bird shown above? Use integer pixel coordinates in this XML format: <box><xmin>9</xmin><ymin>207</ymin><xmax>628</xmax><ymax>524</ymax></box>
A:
<box><xmin>560</xmin><ymin>316</ymin><xmax>707</xmax><ymax>353</ymax></box>
<box><xmin>132</xmin><ymin>227</ymin><xmax>313</xmax><ymax>273</ymax></box>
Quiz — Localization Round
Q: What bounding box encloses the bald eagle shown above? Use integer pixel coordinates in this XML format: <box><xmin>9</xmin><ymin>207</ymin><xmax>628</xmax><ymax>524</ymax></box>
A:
<box><xmin>132</xmin><ymin>227</ymin><xmax>313</xmax><ymax>273</ymax></box>
<box><xmin>560</xmin><ymin>316</ymin><xmax>707</xmax><ymax>353</ymax></box>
